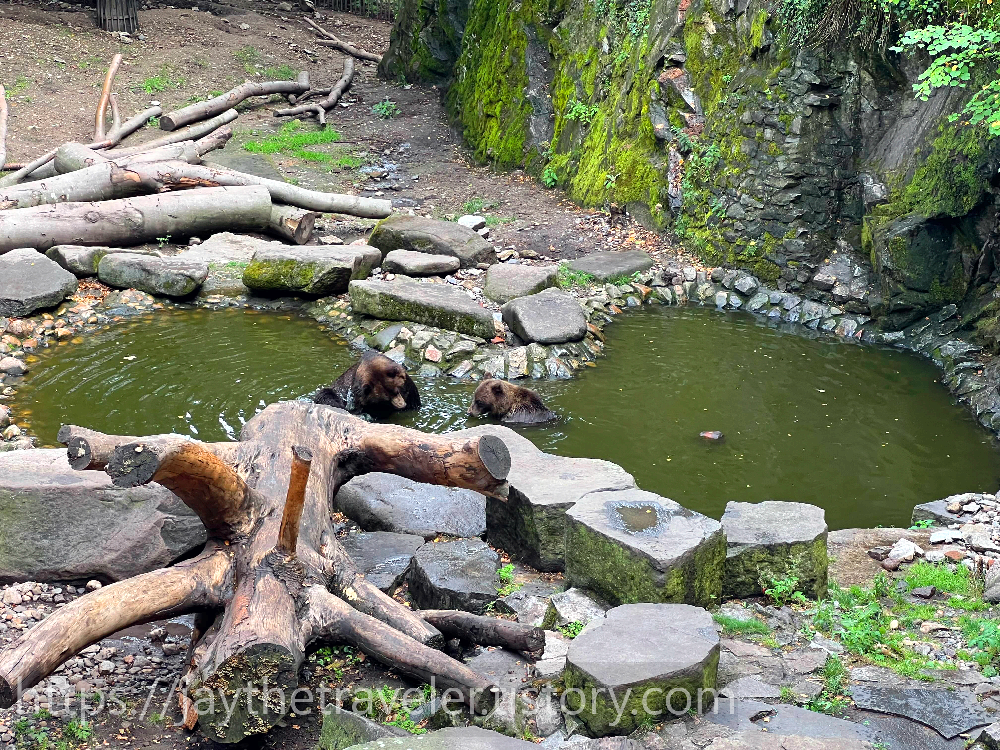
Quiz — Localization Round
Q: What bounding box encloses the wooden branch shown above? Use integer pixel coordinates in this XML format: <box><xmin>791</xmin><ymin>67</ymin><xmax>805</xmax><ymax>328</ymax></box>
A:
<box><xmin>57</xmin><ymin>425</ymin><xmax>239</xmax><ymax>471</ymax></box>
<box><xmin>0</xmin><ymin>148</ymin><xmax>57</xmax><ymax>188</ymax></box>
<box><xmin>160</xmin><ymin>78</ymin><xmax>309</xmax><ymax>132</ymax></box>
<box><xmin>0</xmin><ymin>85</ymin><xmax>7</xmax><ymax>177</ymax></box>
<box><xmin>0</xmin><ymin>548</ymin><xmax>231</xmax><ymax>708</ymax></box>
<box><xmin>419</xmin><ymin>611</ymin><xmax>545</xmax><ymax>652</ymax></box>
<box><xmin>104</xmin><ymin>105</ymin><xmax>162</xmax><ymax>147</ymax></box>
<box><xmin>305</xmin><ymin>18</ymin><xmax>383</xmax><ymax>63</ymax></box>
<box><xmin>267</xmin><ymin>204</ymin><xmax>318</xmax><ymax>244</ymax></box>
<box><xmin>107</xmin><ymin>109</ymin><xmax>238</xmax><ymax>157</ymax></box>
<box><xmin>0</xmin><ymin>184</ymin><xmax>272</xmax><ymax>253</ymax></box>
<box><xmin>94</xmin><ymin>54</ymin><xmax>123</xmax><ymax>142</ymax></box>
<box><xmin>276</xmin><ymin>446</ymin><xmax>312</xmax><ymax>556</ymax></box>
<box><xmin>107</xmin><ymin>437</ymin><xmax>254</xmax><ymax>539</ymax></box>
<box><xmin>109</xmin><ymin>93</ymin><xmax>122</xmax><ymax>136</ymax></box>
<box><xmin>275</xmin><ymin>58</ymin><xmax>354</xmax><ymax>120</ymax></box>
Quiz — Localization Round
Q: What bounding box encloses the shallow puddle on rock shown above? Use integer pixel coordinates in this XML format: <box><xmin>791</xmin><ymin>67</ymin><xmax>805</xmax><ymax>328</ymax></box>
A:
<box><xmin>611</xmin><ymin>504</ymin><xmax>661</xmax><ymax>534</ymax></box>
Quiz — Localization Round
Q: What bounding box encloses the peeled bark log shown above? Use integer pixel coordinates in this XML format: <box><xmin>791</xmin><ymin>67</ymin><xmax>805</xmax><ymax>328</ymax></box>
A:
<box><xmin>160</xmin><ymin>78</ymin><xmax>309</xmax><ymax>132</ymax></box>
<box><xmin>52</xmin><ymin>140</ymin><xmax>204</xmax><ymax>175</ymax></box>
<box><xmin>0</xmin><ymin>185</ymin><xmax>272</xmax><ymax>253</ymax></box>
<box><xmin>305</xmin><ymin>18</ymin><xmax>383</xmax><ymax>63</ymax></box>
<box><xmin>94</xmin><ymin>55</ymin><xmax>123</xmax><ymax>142</ymax></box>
<box><xmin>267</xmin><ymin>204</ymin><xmax>318</xmax><ymax>244</ymax></box>
<box><xmin>0</xmin><ymin>402</ymin><xmax>512</xmax><ymax>744</ymax></box>
<box><xmin>108</xmin><ymin>109</ymin><xmax>238</xmax><ymax>157</ymax></box>
<box><xmin>275</xmin><ymin>58</ymin><xmax>354</xmax><ymax>121</ymax></box>
<box><xmin>0</xmin><ymin>86</ymin><xmax>7</xmax><ymax>176</ymax></box>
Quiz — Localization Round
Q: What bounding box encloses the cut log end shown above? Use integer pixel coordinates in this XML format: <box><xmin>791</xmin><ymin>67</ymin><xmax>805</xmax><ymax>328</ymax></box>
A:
<box><xmin>66</xmin><ymin>437</ymin><xmax>95</xmax><ymax>472</ymax></box>
<box><xmin>478</xmin><ymin>435</ymin><xmax>511</xmax><ymax>481</ymax></box>
<box><xmin>107</xmin><ymin>443</ymin><xmax>161</xmax><ymax>487</ymax></box>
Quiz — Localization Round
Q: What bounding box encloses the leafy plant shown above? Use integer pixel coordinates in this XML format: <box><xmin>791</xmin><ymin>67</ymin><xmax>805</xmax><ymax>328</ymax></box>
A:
<box><xmin>557</xmin><ymin>264</ymin><xmax>596</xmax><ymax>288</ymax></box>
<box><xmin>542</xmin><ymin>166</ymin><xmax>559</xmax><ymax>188</ymax></box>
<box><xmin>761</xmin><ymin>574</ymin><xmax>809</xmax><ymax>607</ymax></box>
<box><xmin>353</xmin><ymin>683</ymin><xmax>432</xmax><ymax>734</ymax></box>
<box><xmin>910</xmin><ymin>519</ymin><xmax>934</xmax><ymax>529</ymax></box>
<box><xmin>496</xmin><ymin>563</ymin><xmax>523</xmax><ymax>597</ymax></box>
<box><xmin>565</xmin><ymin>99</ymin><xmax>600</xmax><ymax>125</ymax></box>
<box><xmin>156</xmin><ymin>236</ymin><xmax>171</xmax><ymax>248</ymax></box>
<box><xmin>558</xmin><ymin>621</ymin><xmax>585</xmax><ymax>639</ymax></box>
<box><xmin>372</xmin><ymin>98</ymin><xmax>401</xmax><ymax>119</ymax></box>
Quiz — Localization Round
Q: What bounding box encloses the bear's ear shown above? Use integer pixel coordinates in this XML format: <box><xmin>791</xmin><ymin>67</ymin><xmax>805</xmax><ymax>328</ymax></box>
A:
<box><xmin>491</xmin><ymin>382</ymin><xmax>504</xmax><ymax>396</ymax></box>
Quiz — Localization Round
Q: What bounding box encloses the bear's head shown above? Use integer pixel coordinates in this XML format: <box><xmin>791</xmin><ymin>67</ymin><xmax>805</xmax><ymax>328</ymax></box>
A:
<box><xmin>353</xmin><ymin>351</ymin><xmax>421</xmax><ymax>414</ymax></box>
<box><xmin>468</xmin><ymin>379</ymin><xmax>517</xmax><ymax>418</ymax></box>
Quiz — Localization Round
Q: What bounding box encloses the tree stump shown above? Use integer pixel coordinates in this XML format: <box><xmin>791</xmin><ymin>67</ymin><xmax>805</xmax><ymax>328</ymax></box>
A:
<box><xmin>0</xmin><ymin>402</ymin><xmax>542</xmax><ymax>743</ymax></box>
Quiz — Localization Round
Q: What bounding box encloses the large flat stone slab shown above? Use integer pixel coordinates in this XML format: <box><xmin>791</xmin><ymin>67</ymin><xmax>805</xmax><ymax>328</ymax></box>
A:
<box><xmin>338</xmin><ymin>531</ymin><xmax>424</xmax><ymax>592</ymax></box>
<box><xmin>565</xmin><ymin>489</ymin><xmax>725</xmax><ymax>607</ymax></box>
<box><xmin>344</xmin><ymin>727</ymin><xmax>536</xmax><ymax>749</ymax></box>
<box><xmin>46</xmin><ymin>245</ymin><xmax>154</xmax><ymax>277</ymax></box>
<box><xmin>0</xmin><ymin>449</ymin><xmax>206</xmax><ymax>583</ymax></box>
<box><xmin>383</xmin><ymin>249</ymin><xmax>460</xmax><ymax>276</ymax></box>
<box><xmin>484</xmin><ymin>264</ymin><xmax>559</xmax><ymax>304</ymax></box>
<box><xmin>368</xmin><ymin>214</ymin><xmax>496</xmax><ymax>268</ymax></box>
<box><xmin>541</xmin><ymin>587</ymin><xmax>607</xmax><ymax>630</ymax></box>
<box><xmin>449</xmin><ymin>425</ymin><xmax>636</xmax><ymax>572</ymax></box>
<box><xmin>336</xmin><ymin>473</ymin><xmax>486</xmax><ymax>540</ymax></box>
<box><xmin>98</xmin><ymin>253</ymin><xmax>209</xmax><ymax>298</ymax></box>
<box><xmin>243</xmin><ymin>246</ymin><xmax>364</xmax><ymax>297</ymax></box>
<box><xmin>707</xmin><ymin>699</ymin><xmax>879</xmax><ymax>742</ymax></box>
<box><xmin>501</xmin><ymin>288</ymin><xmax>587</xmax><ymax>344</ymax></box>
<box><xmin>564</xmin><ymin>603</ymin><xmax>719</xmax><ymax>736</ymax></box>
<box><xmin>566</xmin><ymin>251</ymin><xmax>654</xmax><ymax>282</ymax></box>
<box><xmin>0</xmin><ymin>248</ymin><xmax>78</xmax><ymax>317</ymax></box>
<box><xmin>466</xmin><ymin>649</ymin><xmax>533</xmax><ymax>736</ymax></box>
<box><xmin>851</xmin><ymin>685</ymin><xmax>991</xmax><ymax>739</ymax></box>
<box><xmin>721</xmin><ymin>501</ymin><xmax>829</xmax><ymax>599</ymax></box>
<box><xmin>350</xmin><ymin>279</ymin><xmax>495</xmax><ymax>338</ymax></box>
<box><xmin>408</xmin><ymin>538</ymin><xmax>499</xmax><ymax>614</ymax></box>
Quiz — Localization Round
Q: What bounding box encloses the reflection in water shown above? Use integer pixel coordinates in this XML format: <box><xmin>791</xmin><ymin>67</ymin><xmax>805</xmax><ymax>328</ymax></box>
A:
<box><xmin>13</xmin><ymin>306</ymin><xmax>1000</xmax><ymax>530</ymax></box>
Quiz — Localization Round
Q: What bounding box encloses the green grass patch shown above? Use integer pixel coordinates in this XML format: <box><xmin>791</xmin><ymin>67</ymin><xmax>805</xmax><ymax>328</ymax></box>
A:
<box><xmin>263</xmin><ymin>64</ymin><xmax>298</xmax><ymax>81</ymax></box>
<box><xmin>234</xmin><ymin>44</ymin><xmax>261</xmax><ymax>73</ymax></box>
<box><xmin>4</xmin><ymin>76</ymin><xmax>30</xmax><ymax>99</ymax></box>
<box><xmin>948</xmin><ymin>595</ymin><xmax>989</xmax><ymax>612</ymax></box>
<box><xmin>905</xmin><ymin>561</ymin><xmax>970</xmax><ymax>595</ymax></box>
<box><xmin>712</xmin><ymin>612</ymin><xmax>772</xmax><ymax>638</ymax></box>
<box><xmin>243</xmin><ymin>120</ymin><xmax>341</xmax><ymax>162</ymax></box>
<box><xmin>558</xmin><ymin>264</ymin><xmax>596</xmax><ymax>288</ymax></box>
<box><xmin>333</xmin><ymin>154</ymin><xmax>366</xmax><ymax>169</ymax></box>
<box><xmin>485</xmin><ymin>215</ymin><xmax>517</xmax><ymax>227</ymax></box>
<box><xmin>137</xmin><ymin>68</ymin><xmax>184</xmax><ymax>95</ymax></box>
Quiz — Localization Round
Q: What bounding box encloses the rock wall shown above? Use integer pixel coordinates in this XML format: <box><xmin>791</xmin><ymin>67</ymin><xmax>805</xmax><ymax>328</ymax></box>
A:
<box><xmin>380</xmin><ymin>0</ymin><xmax>1000</xmax><ymax>332</ymax></box>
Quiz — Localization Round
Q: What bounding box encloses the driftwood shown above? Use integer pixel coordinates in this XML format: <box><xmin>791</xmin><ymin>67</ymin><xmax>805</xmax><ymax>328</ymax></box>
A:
<box><xmin>0</xmin><ymin>402</ymin><xmax>514</xmax><ymax>743</ymax></box>
<box><xmin>275</xmin><ymin>58</ymin><xmax>354</xmax><ymax>124</ymax></box>
<box><xmin>0</xmin><ymin>185</ymin><xmax>272</xmax><ymax>252</ymax></box>
<box><xmin>419</xmin><ymin>611</ymin><xmax>545</xmax><ymax>652</ymax></box>
<box><xmin>268</xmin><ymin>204</ymin><xmax>318</xmax><ymax>244</ymax></box>
<box><xmin>94</xmin><ymin>54</ymin><xmax>123</xmax><ymax>142</ymax></box>
<box><xmin>160</xmin><ymin>77</ymin><xmax>309</xmax><ymax>132</ymax></box>
<box><xmin>305</xmin><ymin>18</ymin><xmax>382</xmax><ymax>63</ymax></box>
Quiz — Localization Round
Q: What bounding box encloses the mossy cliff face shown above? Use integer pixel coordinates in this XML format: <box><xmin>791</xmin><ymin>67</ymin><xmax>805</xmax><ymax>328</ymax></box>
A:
<box><xmin>384</xmin><ymin>0</ymin><xmax>1000</xmax><ymax>331</ymax></box>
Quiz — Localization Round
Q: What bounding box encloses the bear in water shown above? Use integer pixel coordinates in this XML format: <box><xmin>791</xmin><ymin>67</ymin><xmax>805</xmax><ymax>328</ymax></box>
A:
<box><xmin>467</xmin><ymin>379</ymin><xmax>557</xmax><ymax>425</ymax></box>
<box><xmin>314</xmin><ymin>351</ymin><xmax>421</xmax><ymax>418</ymax></box>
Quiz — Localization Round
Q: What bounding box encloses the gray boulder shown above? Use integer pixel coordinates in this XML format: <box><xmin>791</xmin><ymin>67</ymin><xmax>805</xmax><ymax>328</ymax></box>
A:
<box><xmin>467</xmin><ymin>649</ymin><xmax>533</xmax><ymax>736</ymax></box>
<box><xmin>408</xmin><ymin>538</ymin><xmax>499</xmax><ymax>614</ymax></box>
<box><xmin>45</xmin><ymin>245</ymin><xmax>130</xmax><ymax>277</ymax></box>
<box><xmin>318</xmin><ymin>706</ymin><xmax>407</xmax><ymax>750</ymax></box>
<box><xmin>541</xmin><ymin>587</ymin><xmax>607</xmax><ymax>630</ymax></box>
<box><xmin>368</xmin><ymin>214</ymin><xmax>496</xmax><ymax>268</ymax></box>
<box><xmin>344</xmin><ymin>727</ymin><xmax>536</xmax><ymax>749</ymax></box>
<box><xmin>564</xmin><ymin>603</ymin><xmax>720</xmax><ymax>736</ymax></box>
<box><xmin>501</xmin><ymin>288</ymin><xmax>587</xmax><ymax>344</ymax></box>
<box><xmin>721</xmin><ymin>501</ymin><xmax>829</xmax><ymax>599</ymax></box>
<box><xmin>339</xmin><ymin>531</ymin><xmax>425</xmax><ymax>592</ymax></box>
<box><xmin>0</xmin><ymin>449</ymin><xmax>206</xmax><ymax>583</ymax></box>
<box><xmin>566</xmin><ymin>251</ymin><xmax>653</xmax><ymax>282</ymax></box>
<box><xmin>383</xmin><ymin>249</ymin><xmax>460</xmax><ymax>277</ymax></box>
<box><xmin>564</xmin><ymin>488</ymin><xmax>725</xmax><ymax>607</ymax></box>
<box><xmin>484</xmin><ymin>264</ymin><xmax>559</xmax><ymax>304</ymax></box>
<box><xmin>350</xmin><ymin>279</ymin><xmax>495</xmax><ymax>338</ymax></box>
<box><xmin>336</xmin><ymin>473</ymin><xmax>486</xmax><ymax>540</ymax></box>
<box><xmin>243</xmin><ymin>246</ymin><xmax>364</xmax><ymax>297</ymax></box>
<box><xmin>98</xmin><ymin>253</ymin><xmax>208</xmax><ymax>298</ymax></box>
<box><xmin>0</xmin><ymin>248</ymin><xmax>78</xmax><ymax>317</ymax></box>
<box><xmin>449</xmin><ymin>425</ymin><xmax>635</xmax><ymax>572</ymax></box>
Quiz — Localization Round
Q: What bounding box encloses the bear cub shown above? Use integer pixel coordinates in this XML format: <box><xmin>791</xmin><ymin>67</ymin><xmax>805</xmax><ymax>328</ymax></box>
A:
<box><xmin>467</xmin><ymin>379</ymin><xmax>557</xmax><ymax>425</ymax></box>
<box><xmin>314</xmin><ymin>351</ymin><xmax>420</xmax><ymax>418</ymax></box>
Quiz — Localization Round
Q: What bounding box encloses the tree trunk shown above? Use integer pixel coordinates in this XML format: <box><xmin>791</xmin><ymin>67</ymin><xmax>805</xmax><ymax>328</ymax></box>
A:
<box><xmin>160</xmin><ymin>78</ymin><xmax>310</xmax><ymax>132</ymax></box>
<box><xmin>267</xmin><ymin>204</ymin><xmax>318</xmax><ymax>244</ymax></box>
<box><xmin>0</xmin><ymin>184</ymin><xmax>272</xmax><ymax>252</ymax></box>
<box><xmin>0</xmin><ymin>402</ymin><xmax>533</xmax><ymax>745</ymax></box>
<box><xmin>96</xmin><ymin>0</ymin><xmax>139</xmax><ymax>33</ymax></box>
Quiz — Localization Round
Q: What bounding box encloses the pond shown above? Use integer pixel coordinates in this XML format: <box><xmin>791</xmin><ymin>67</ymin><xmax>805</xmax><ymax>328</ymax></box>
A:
<box><xmin>12</xmin><ymin>306</ymin><xmax>999</xmax><ymax>530</ymax></box>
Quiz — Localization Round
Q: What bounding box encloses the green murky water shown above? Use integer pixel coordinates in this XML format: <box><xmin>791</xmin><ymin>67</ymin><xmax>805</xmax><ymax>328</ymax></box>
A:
<box><xmin>12</xmin><ymin>306</ymin><xmax>1000</xmax><ymax>529</ymax></box>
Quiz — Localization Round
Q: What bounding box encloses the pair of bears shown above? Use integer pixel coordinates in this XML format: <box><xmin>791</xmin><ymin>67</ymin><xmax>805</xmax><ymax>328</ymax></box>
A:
<box><xmin>313</xmin><ymin>350</ymin><xmax>556</xmax><ymax>424</ymax></box>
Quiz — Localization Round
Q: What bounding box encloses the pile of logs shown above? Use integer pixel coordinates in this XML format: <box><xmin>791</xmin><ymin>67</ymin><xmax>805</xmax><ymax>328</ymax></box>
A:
<box><xmin>0</xmin><ymin>402</ymin><xmax>541</xmax><ymax>744</ymax></box>
<box><xmin>0</xmin><ymin>47</ymin><xmax>390</xmax><ymax>251</ymax></box>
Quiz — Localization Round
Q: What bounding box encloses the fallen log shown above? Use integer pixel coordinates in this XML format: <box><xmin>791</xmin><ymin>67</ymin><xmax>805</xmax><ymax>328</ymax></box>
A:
<box><xmin>52</xmin><ymin>127</ymin><xmax>230</xmax><ymax>175</ymax></box>
<box><xmin>275</xmin><ymin>58</ymin><xmax>354</xmax><ymax>121</ymax></box>
<box><xmin>160</xmin><ymin>77</ymin><xmax>309</xmax><ymax>132</ymax></box>
<box><xmin>107</xmin><ymin>109</ymin><xmax>238</xmax><ymax>157</ymax></box>
<box><xmin>305</xmin><ymin>18</ymin><xmax>382</xmax><ymax>63</ymax></box>
<box><xmin>0</xmin><ymin>402</ymin><xmax>513</xmax><ymax>743</ymax></box>
<box><xmin>0</xmin><ymin>86</ymin><xmax>7</xmax><ymax>175</ymax></box>
<box><xmin>267</xmin><ymin>204</ymin><xmax>318</xmax><ymax>244</ymax></box>
<box><xmin>94</xmin><ymin>54</ymin><xmax>123</xmax><ymax>142</ymax></box>
<box><xmin>0</xmin><ymin>185</ymin><xmax>272</xmax><ymax>252</ymax></box>
<box><xmin>419</xmin><ymin>610</ymin><xmax>545</xmax><ymax>653</ymax></box>
<box><xmin>103</xmin><ymin>105</ymin><xmax>161</xmax><ymax>147</ymax></box>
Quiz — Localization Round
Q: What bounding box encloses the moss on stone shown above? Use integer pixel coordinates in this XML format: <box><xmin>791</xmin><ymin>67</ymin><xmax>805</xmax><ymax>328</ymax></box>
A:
<box><xmin>242</xmin><ymin>260</ymin><xmax>317</xmax><ymax>291</ymax></box>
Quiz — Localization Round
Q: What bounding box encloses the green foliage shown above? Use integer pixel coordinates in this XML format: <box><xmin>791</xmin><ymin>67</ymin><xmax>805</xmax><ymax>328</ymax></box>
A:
<box><xmin>558</xmin><ymin>620</ymin><xmax>585</xmax><ymax>638</ymax></box>
<box><xmin>761</xmin><ymin>574</ymin><xmax>809</xmax><ymax>607</ymax></box>
<box><xmin>910</xmin><ymin>519</ymin><xmax>934</xmax><ymax>529</ymax></box>
<box><xmin>557</xmin><ymin>264</ymin><xmax>596</xmax><ymax>288</ymax></box>
<box><xmin>565</xmin><ymin>99</ymin><xmax>600</xmax><ymax>125</ymax></box>
<box><xmin>234</xmin><ymin>45</ymin><xmax>262</xmax><ymax>73</ymax></box>
<box><xmin>542</xmin><ymin>166</ymin><xmax>559</xmax><ymax>188</ymax></box>
<box><xmin>243</xmin><ymin>120</ymin><xmax>342</xmax><ymax>161</ymax></box>
<box><xmin>263</xmin><ymin>64</ymin><xmax>298</xmax><ymax>81</ymax></box>
<box><xmin>138</xmin><ymin>68</ymin><xmax>184</xmax><ymax>94</ymax></box>
<box><xmin>148</xmin><ymin>116</ymin><xmax>160</xmax><ymax>128</ymax></box>
<box><xmin>4</xmin><ymin>76</ymin><xmax>30</xmax><ymax>99</ymax></box>
<box><xmin>462</xmin><ymin>197</ymin><xmax>500</xmax><ymax>214</ymax></box>
<box><xmin>496</xmin><ymin>563</ymin><xmax>523</xmax><ymax>596</ymax></box>
<box><xmin>334</xmin><ymin>154</ymin><xmax>366</xmax><ymax>169</ymax></box>
<box><xmin>904</xmin><ymin>561</ymin><xmax>970</xmax><ymax>595</ymax></box>
<box><xmin>353</xmin><ymin>683</ymin><xmax>433</xmax><ymax>734</ymax></box>
<box><xmin>712</xmin><ymin>612</ymin><xmax>773</xmax><ymax>638</ymax></box>
<box><xmin>372</xmin><ymin>98</ymin><xmax>401</xmax><ymax>119</ymax></box>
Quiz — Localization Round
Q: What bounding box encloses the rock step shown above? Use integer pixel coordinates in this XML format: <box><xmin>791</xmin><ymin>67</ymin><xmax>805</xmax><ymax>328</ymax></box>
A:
<box><xmin>350</xmin><ymin>278</ymin><xmax>496</xmax><ymax>339</ymax></box>
<box><xmin>501</xmin><ymin>288</ymin><xmax>588</xmax><ymax>345</ymax></box>
<box><xmin>383</xmin><ymin>249</ymin><xmax>460</xmax><ymax>276</ymax></box>
<box><xmin>407</xmin><ymin>538</ymin><xmax>499</xmax><ymax>615</ymax></box>
<box><xmin>567</xmin><ymin>251</ymin><xmax>654</xmax><ymax>282</ymax></box>
<box><xmin>0</xmin><ymin>249</ymin><xmax>79</xmax><ymax>317</ymax></box>
<box><xmin>242</xmin><ymin>244</ymin><xmax>379</xmax><ymax>297</ymax></box>
<box><xmin>368</xmin><ymin>214</ymin><xmax>496</xmax><ymax>268</ymax></box>
<box><xmin>99</xmin><ymin>254</ymin><xmax>208</xmax><ymax>298</ymax></box>
<box><xmin>484</xmin><ymin>264</ymin><xmax>558</xmax><ymax>304</ymax></box>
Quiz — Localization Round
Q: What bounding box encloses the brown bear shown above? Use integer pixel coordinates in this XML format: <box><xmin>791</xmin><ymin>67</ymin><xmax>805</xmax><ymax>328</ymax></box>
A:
<box><xmin>314</xmin><ymin>350</ymin><xmax>421</xmax><ymax>418</ymax></box>
<box><xmin>467</xmin><ymin>379</ymin><xmax>557</xmax><ymax>425</ymax></box>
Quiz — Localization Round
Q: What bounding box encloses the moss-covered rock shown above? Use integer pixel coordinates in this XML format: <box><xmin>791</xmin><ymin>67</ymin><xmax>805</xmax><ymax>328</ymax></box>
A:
<box><xmin>368</xmin><ymin>215</ymin><xmax>496</xmax><ymax>268</ymax></box>
<box><xmin>349</xmin><ymin>278</ymin><xmax>496</xmax><ymax>338</ymax></box>
<box><xmin>242</xmin><ymin>247</ymin><xmax>372</xmax><ymax>297</ymax></box>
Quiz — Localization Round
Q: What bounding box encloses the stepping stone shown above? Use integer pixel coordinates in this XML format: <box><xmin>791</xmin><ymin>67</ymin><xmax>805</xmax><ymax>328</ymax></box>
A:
<box><xmin>344</xmin><ymin>726</ymin><xmax>537</xmax><ymax>749</ymax></box>
<box><xmin>242</xmin><ymin>245</ymin><xmax>375</xmax><ymax>297</ymax></box>
<box><xmin>484</xmin><ymin>264</ymin><xmax>559</xmax><ymax>303</ymax></box>
<box><xmin>564</xmin><ymin>603</ymin><xmax>720</xmax><ymax>736</ymax></box>
<box><xmin>383</xmin><ymin>249</ymin><xmax>460</xmax><ymax>276</ymax></box>
<box><xmin>912</xmin><ymin>495</ymin><xmax>978</xmax><ymax>526</ymax></box>
<box><xmin>564</xmin><ymin>488</ymin><xmax>725</xmax><ymax>607</ymax></box>
<box><xmin>338</xmin><ymin>531</ymin><xmax>424</xmax><ymax>592</ymax></box>
<box><xmin>408</xmin><ymin>539</ymin><xmax>500</xmax><ymax>614</ymax></box>
<box><xmin>501</xmin><ymin>288</ymin><xmax>588</xmax><ymax>344</ymax></box>
<box><xmin>98</xmin><ymin>253</ymin><xmax>207</xmax><ymax>298</ymax></box>
<box><xmin>566</xmin><ymin>251</ymin><xmax>653</xmax><ymax>282</ymax></box>
<box><xmin>350</xmin><ymin>278</ymin><xmax>495</xmax><ymax>338</ymax></box>
<box><xmin>45</xmin><ymin>245</ymin><xmax>154</xmax><ymax>277</ymax></box>
<box><xmin>336</xmin><ymin>473</ymin><xmax>486</xmax><ymax>540</ymax></box>
<box><xmin>497</xmin><ymin>590</ymin><xmax>548</xmax><ymax>626</ymax></box>
<box><xmin>851</xmin><ymin>685</ymin><xmax>992</xmax><ymax>739</ymax></box>
<box><xmin>721</xmin><ymin>501</ymin><xmax>829</xmax><ymax>599</ymax></box>
<box><xmin>707</xmin><ymin>698</ymin><xmax>879</xmax><ymax>742</ymax></box>
<box><xmin>541</xmin><ymin>588</ymin><xmax>607</xmax><ymax>630</ymax></box>
<box><xmin>0</xmin><ymin>449</ymin><xmax>205</xmax><ymax>583</ymax></box>
<box><xmin>368</xmin><ymin>214</ymin><xmax>496</xmax><ymax>268</ymax></box>
<box><xmin>0</xmin><ymin>248</ymin><xmax>78</xmax><ymax>317</ymax></box>
<box><xmin>448</xmin><ymin>425</ymin><xmax>636</xmax><ymax>572</ymax></box>
<box><xmin>317</xmin><ymin>705</ymin><xmax>406</xmax><ymax>750</ymax></box>
<box><xmin>719</xmin><ymin>676</ymin><xmax>783</xmax><ymax>700</ymax></box>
